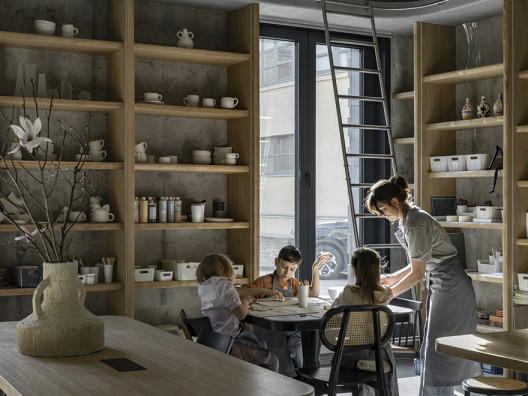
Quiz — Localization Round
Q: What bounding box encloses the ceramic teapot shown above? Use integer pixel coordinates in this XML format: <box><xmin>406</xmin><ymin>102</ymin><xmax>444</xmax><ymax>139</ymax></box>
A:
<box><xmin>92</xmin><ymin>204</ymin><xmax>110</xmax><ymax>212</ymax></box>
<box><xmin>177</xmin><ymin>28</ymin><xmax>194</xmax><ymax>49</ymax></box>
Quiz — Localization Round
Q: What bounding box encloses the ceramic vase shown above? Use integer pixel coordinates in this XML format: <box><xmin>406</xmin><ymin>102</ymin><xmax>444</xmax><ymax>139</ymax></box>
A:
<box><xmin>493</xmin><ymin>93</ymin><xmax>503</xmax><ymax>116</ymax></box>
<box><xmin>476</xmin><ymin>96</ymin><xmax>491</xmax><ymax>118</ymax></box>
<box><xmin>461</xmin><ymin>98</ymin><xmax>473</xmax><ymax>120</ymax></box>
<box><xmin>16</xmin><ymin>261</ymin><xmax>104</xmax><ymax>357</ymax></box>
<box><xmin>176</xmin><ymin>28</ymin><xmax>194</xmax><ymax>49</ymax></box>
<box><xmin>462</xmin><ymin>21</ymin><xmax>481</xmax><ymax>69</ymax></box>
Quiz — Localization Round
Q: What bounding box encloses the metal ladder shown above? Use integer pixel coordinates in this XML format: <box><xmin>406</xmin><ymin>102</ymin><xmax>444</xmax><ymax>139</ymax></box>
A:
<box><xmin>321</xmin><ymin>0</ymin><xmax>400</xmax><ymax>251</ymax></box>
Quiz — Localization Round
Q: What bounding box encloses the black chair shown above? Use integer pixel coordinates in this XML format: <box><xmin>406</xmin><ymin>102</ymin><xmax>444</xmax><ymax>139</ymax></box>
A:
<box><xmin>180</xmin><ymin>308</ymin><xmax>212</xmax><ymax>340</ymax></box>
<box><xmin>196</xmin><ymin>327</ymin><xmax>234</xmax><ymax>354</ymax></box>
<box><xmin>297</xmin><ymin>305</ymin><xmax>395</xmax><ymax>396</ymax></box>
<box><xmin>389</xmin><ymin>297</ymin><xmax>423</xmax><ymax>359</ymax></box>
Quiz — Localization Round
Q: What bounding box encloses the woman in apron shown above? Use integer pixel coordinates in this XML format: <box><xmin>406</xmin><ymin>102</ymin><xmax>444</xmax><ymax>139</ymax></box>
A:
<box><xmin>365</xmin><ymin>175</ymin><xmax>481</xmax><ymax>396</ymax></box>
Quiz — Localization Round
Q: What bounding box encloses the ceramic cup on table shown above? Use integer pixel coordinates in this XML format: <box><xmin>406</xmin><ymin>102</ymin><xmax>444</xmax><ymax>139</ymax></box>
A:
<box><xmin>69</xmin><ymin>211</ymin><xmax>86</xmax><ymax>223</ymax></box>
<box><xmin>183</xmin><ymin>95</ymin><xmax>200</xmax><ymax>107</ymax></box>
<box><xmin>220</xmin><ymin>97</ymin><xmax>239</xmax><ymax>109</ymax></box>
<box><xmin>144</xmin><ymin>92</ymin><xmax>162</xmax><ymax>102</ymax></box>
<box><xmin>61</xmin><ymin>24</ymin><xmax>78</xmax><ymax>38</ymax></box>
<box><xmin>135</xmin><ymin>142</ymin><xmax>147</xmax><ymax>153</ymax></box>
<box><xmin>89</xmin><ymin>150</ymin><xmax>107</xmax><ymax>162</ymax></box>
<box><xmin>89</xmin><ymin>139</ymin><xmax>104</xmax><ymax>151</ymax></box>
<box><xmin>298</xmin><ymin>285</ymin><xmax>309</xmax><ymax>308</ymax></box>
<box><xmin>191</xmin><ymin>205</ymin><xmax>205</xmax><ymax>223</ymax></box>
<box><xmin>202</xmin><ymin>98</ymin><xmax>216</xmax><ymax>108</ymax></box>
<box><xmin>104</xmin><ymin>264</ymin><xmax>114</xmax><ymax>283</ymax></box>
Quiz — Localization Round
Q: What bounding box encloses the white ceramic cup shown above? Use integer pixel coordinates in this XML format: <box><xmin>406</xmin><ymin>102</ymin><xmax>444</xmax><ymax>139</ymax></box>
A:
<box><xmin>104</xmin><ymin>264</ymin><xmax>114</xmax><ymax>283</ymax></box>
<box><xmin>298</xmin><ymin>285</ymin><xmax>309</xmax><ymax>308</ymax></box>
<box><xmin>220</xmin><ymin>97</ymin><xmax>239</xmax><ymax>109</ymax></box>
<box><xmin>221</xmin><ymin>158</ymin><xmax>236</xmax><ymax>165</ymax></box>
<box><xmin>159</xmin><ymin>156</ymin><xmax>171</xmax><ymax>164</ymax></box>
<box><xmin>191</xmin><ymin>205</ymin><xmax>205</xmax><ymax>223</ymax></box>
<box><xmin>170</xmin><ymin>156</ymin><xmax>178</xmax><ymax>164</ymax></box>
<box><xmin>183</xmin><ymin>94</ymin><xmax>200</xmax><ymax>107</ymax></box>
<box><xmin>202</xmin><ymin>98</ymin><xmax>216</xmax><ymax>108</ymax></box>
<box><xmin>69</xmin><ymin>211</ymin><xmax>86</xmax><ymax>222</ymax></box>
<box><xmin>225</xmin><ymin>153</ymin><xmax>239</xmax><ymax>159</ymax></box>
<box><xmin>135</xmin><ymin>142</ymin><xmax>148</xmax><ymax>152</ymax></box>
<box><xmin>85</xmin><ymin>273</ymin><xmax>96</xmax><ymax>285</ymax></box>
<box><xmin>90</xmin><ymin>150</ymin><xmax>107</xmax><ymax>162</ymax></box>
<box><xmin>193</xmin><ymin>150</ymin><xmax>211</xmax><ymax>157</ymax></box>
<box><xmin>61</xmin><ymin>24</ymin><xmax>78</xmax><ymax>38</ymax></box>
<box><xmin>90</xmin><ymin>266</ymin><xmax>99</xmax><ymax>284</ymax></box>
<box><xmin>76</xmin><ymin>154</ymin><xmax>91</xmax><ymax>162</ymax></box>
<box><xmin>89</xmin><ymin>139</ymin><xmax>104</xmax><ymax>151</ymax></box>
<box><xmin>93</xmin><ymin>209</ymin><xmax>115</xmax><ymax>223</ymax></box>
<box><xmin>144</xmin><ymin>92</ymin><xmax>162</xmax><ymax>102</ymax></box>
<box><xmin>80</xmin><ymin>267</ymin><xmax>91</xmax><ymax>275</ymax></box>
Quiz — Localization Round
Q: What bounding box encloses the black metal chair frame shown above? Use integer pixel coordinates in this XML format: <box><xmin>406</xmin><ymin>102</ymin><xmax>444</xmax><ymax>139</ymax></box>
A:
<box><xmin>196</xmin><ymin>327</ymin><xmax>234</xmax><ymax>354</ymax></box>
<box><xmin>389</xmin><ymin>296</ymin><xmax>423</xmax><ymax>359</ymax></box>
<box><xmin>180</xmin><ymin>308</ymin><xmax>212</xmax><ymax>340</ymax></box>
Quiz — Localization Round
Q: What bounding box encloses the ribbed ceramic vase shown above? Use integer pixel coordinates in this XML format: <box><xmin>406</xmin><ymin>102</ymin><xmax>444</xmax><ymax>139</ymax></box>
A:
<box><xmin>17</xmin><ymin>261</ymin><xmax>104</xmax><ymax>357</ymax></box>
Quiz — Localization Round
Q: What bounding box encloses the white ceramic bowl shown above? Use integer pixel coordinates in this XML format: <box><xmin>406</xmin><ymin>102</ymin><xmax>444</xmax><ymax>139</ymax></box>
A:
<box><xmin>192</xmin><ymin>150</ymin><xmax>211</xmax><ymax>157</ymax></box>
<box><xmin>328</xmin><ymin>286</ymin><xmax>344</xmax><ymax>301</ymax></box>
<box><xmin>193</xmin><ymin>157</ymin><xmax>211</xmax><ymax>165</ymax></box>
<box><xmin>214</xmin><ymin>146</ymin><xmax>232</xmax><ymax>153</ymax></box>
<box><xmin>35</xmin><ymin>20</ymin><xmax>56</xmax><ymax>35</ymax></box>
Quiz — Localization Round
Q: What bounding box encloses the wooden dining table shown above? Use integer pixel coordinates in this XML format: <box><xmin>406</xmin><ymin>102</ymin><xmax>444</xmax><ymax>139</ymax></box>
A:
<box><xmin>436</xmin><ymin>329</ymin><xmax>528</xmax><ymax>372</ymax></box>
<box><xmin>0</xmin><ymin>315</ymin><xmax>315</xmax><ymax>396</ymax></box>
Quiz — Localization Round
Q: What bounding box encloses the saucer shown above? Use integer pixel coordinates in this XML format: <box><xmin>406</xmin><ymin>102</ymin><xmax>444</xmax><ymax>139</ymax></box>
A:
<box><xmin>140</xmin><ymin>100</ymin><xmax>165</xmax><ymax>105</ymax></box>
<box><xmin>204</xmin><ymin>218</ymin><xmax>234</xmax><ymax>223</ymax></box>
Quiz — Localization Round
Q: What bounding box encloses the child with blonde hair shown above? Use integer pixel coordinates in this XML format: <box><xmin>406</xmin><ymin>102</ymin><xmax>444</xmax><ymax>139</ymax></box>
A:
<box><xmin>196</xmin><ymin>253</ymin><xmax>279</xmax><ymax>371</ymax></box>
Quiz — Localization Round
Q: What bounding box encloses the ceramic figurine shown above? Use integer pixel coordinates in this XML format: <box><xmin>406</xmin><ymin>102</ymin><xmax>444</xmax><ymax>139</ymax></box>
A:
<box><xmin>493</xmin><ymin>93</ymin><xmax>503</xmax><ymax>116</ymax></box>
<box><xmin>476</xmin><ymin>96</ymin><xmax>490</xmax><ymax>118</ymax></box>
<box><xmin>461</xmin><ymin>98</ymin><xmax>473</xmax><ymax>120</ymax></box>
<box><xmin>176</xmin><ymin>28</ymin><xmax>194</xmax><ymax>49</ymax></box>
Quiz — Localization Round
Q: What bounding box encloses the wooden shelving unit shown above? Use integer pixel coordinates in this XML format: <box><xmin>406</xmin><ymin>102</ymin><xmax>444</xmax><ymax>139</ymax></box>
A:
<box><xmin>134</xmin><ymin>103</ymin><xmax>249</xmax><ymax>119</ymax></box>
<box><xmin>135</xmin><ymin>222</ymin><xmax>250</xmax><ymax>230</ymax></box>
<box><xmin>134</xmin><ymin>277</ymin><xmax>249</xmax><ymax>290</ymax></box>
<box><xmin>425</xmin><ymin>116</ymin><xmax>503</xmax><ymax>132</ymax></box>
<box><xmin>134</xmin><ymin>163</ymin><xmax>249</xmax><ymax>174</ymax></box>
<box><xmin>468</xmin><ymin>272</ymin><xmax>503</xmax><ymax>284</ymax></box>
<box><xmin>0</xmin><ymin>160</ymin><xmax>124</xmax><ymax>170</ymax></box>
<box><xmin>427</xmin><ymin>170</ymin><xmax>501</xmax><ymax>179</ymax></box>
<box><xmin>393</xmin><ymin>137</ymin><xmax>415</xmax><ymax>145</ymax></box>
<box><xmin>0</xmin><ymin>282</ymin><xmax>124</xmax><ymax>297</ymax></box>
<box><xmin>0</xmin><ymin>96</ymin><xmax>123</xmax><ymax>113</ymax></box>
<box><xmin>438</xmin><ymin>221</ymin><xmax>503</xmax><ymax>230</ymax></box>
<box><xmin>0</xmin><ymin>223</ymin><xmax>123</xmax><ymax>232</ymax></box>
<box><xmin>423</xmin><ymin>63</ymin><xmax>503</xmax><ymax>84</ymax></box>
<box><xmin>391</xmin><ymin>91</ymin><xmax>414</xmax><ymax>101</ymax></box>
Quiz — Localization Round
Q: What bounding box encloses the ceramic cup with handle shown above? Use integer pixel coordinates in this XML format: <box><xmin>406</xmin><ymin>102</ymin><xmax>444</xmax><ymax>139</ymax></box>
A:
<box><xmin>202</xmin><ymin>98</ymin><xmax>216</xmax><ymax>108</ymax></box>
<box><xmin>93</xmin><ymin>208</ymin><xmax>115</xmax><ymax>223</ymax></box>
<box><xmin>61</xmin><ymin>24</ymin><xmax>78</xmax><ymax>38</ymax></box>
<box><xmin>220</xmin><ymin>97</ymin><xmax>239</xmax><ymax>109</ymax></box>
<box><xmin>69</xmin><ymin>211</ymin><xmax>86</xmax><ymax>223</ymax></box>
<box><xmin>225</xmin><ymin>153</ymin><xmax>239</xmax><ymax>159</ymax></box>
<box><xmin>89</xmin><ymin>139</ymin><xmax>104</xmax><ymax>151</ymax></box>
<box><xmin>135</xmin><ymin>142</ymin><xmax>148</xmax><ymax>153</ymax></box>
<box><xmin>221</xmin><ymin>158</ymin><xmax>236</xmax><ymax>165</ymax></box>
<box><xmin>89</xmin><ymin>150</ymin><xmax>107</xmax><ymax>162</ymax></box>
<box><xmin>144</xmin><ymin>92</ymin><xmax>162</xmax><ymax>102</ymax></box>
<box><xmin>183</xmin><ymin>95</ymin><xmax>200</xmax><ymax>107</ymax></box>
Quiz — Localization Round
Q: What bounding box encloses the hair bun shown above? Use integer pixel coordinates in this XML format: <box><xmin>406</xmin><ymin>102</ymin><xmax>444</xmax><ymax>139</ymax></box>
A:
<box><xmin>390</xmin><ymin>175</ymin><xmax>409</xmax><ymax>193</ymax></box>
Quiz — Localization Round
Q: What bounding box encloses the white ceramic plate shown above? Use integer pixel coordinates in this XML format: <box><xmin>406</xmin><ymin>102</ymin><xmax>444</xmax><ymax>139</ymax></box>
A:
<box><xmin>140</xmin><ymin>100</ymin><xmax>165</xmax><ymax>105</ymax></box>
<box><xmin>14</xmin><ymin>219</ymin><xmax>29</xmax><ymax>224</ymax></box>
<box><xmin>204</xmin><ymin>217</ymin><xmax>234</xmax><ymax>223</ymax></box>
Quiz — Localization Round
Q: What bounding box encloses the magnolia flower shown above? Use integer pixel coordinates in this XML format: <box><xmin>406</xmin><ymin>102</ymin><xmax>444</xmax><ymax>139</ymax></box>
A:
<box><xmin>8</xmin><ymin>116</ymin><xmax>51</xmax><ymax>154</ymax></box>
<box><xmin>14</xmin><ymin>226</ymin><xmax>40</xmax><ymax>243</ymax></box>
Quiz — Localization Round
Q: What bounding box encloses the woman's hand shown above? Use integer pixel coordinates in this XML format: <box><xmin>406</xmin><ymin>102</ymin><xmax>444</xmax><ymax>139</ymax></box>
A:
<box><xmin>267</xmin><ymin>289</ymin><xmax>284</xmax><ymax>300</ymax></box>
<box><xmin>380</xmin><ymin>273</ymin><xmax>399</xmax><ymax>287</ymax></box>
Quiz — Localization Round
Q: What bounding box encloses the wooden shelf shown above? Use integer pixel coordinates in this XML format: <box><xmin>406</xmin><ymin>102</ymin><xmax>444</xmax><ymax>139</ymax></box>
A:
<box><xmin>516</xmin><ymin>125</ymin><xmax>528</xmax><ymax>133</ymax></box>
<box><xmin>468</xmin><ymin>272</ymin><xmax>503</xmax><ymax>284</ymax></box>
<box><xmin>0</xmin><ymin>31</ymin><xmax>123</xmax><ymax>55</ymax></box>
<box><xmin>135</xmin><ymin>163</ymin><xmax>249</xmax><ymax>174</ymax></box>
<box><xmin>0</xmin><ymin>223</ymin><xmax>123</xmax><ymax>232</ymax></box>
<box><xmin>394</xmin><ymin>137</ymin><xmax>415</xmax><ymax>145</ymax></box>
<box><xmin>425</xmin><ymin>116</ymin><xmax>503</xmax><ymax>132</ymax></box>
<box><xmin>134</xmin><ymin>43</ymin><xmax>249</xmax><ymax>66</ymax></box>
<box><xmin>135</xmin><ymin>222</ymin><xmax>250</xmax><ymax>230</ymax></box>
<box><xmin>423</xmin><ymin>63</ymin><xmax>503</xmax><ymax>84</ymax></box>
<box><xmin>391</xmin><ymin>91</ymin><xmax>414</xmax><ymax>101</ymax></box>
<box><xmin>0</xmin><ymin>282</ymin><xmax>123</xmax><ymax>297</ymax></box>
<box><xmin>476</xmin><ymin>323</ymin><xmax>503</xmax><ymax>333</ymax></box>
<box><xmin>517</xmin><ymin>181</ymin><xmax>528</xmax><ymax>188</ymax></box>
<box><xmin>134</xmin><ymin>103</ymin><xmax>248</xmax><ymax>119</ymax></box>
<box><xmin>428</xmin><ymin>170</ymin><xmax>501</xmax><ymax>178</ymax></box>
<box><xmin>439</xmin><ymin>221</ymin><xmax>503</xmax><ymax>230</ymax></box>
<box><xmin>0</xmin><ymin>96</ymin><xmax>123</xmax><ymax>113</ymax></box>
<box><xmin>0</xmin><ymin>160</ymin><xmax>123</xmax><ymax>170</ymax></box>
<box><xmin>516</xmin><ymin>239</ymin><xmax>528</xmax><ymax>246</ymax></box>
<box><xmin>135</xmin><ymin>277</ymin><xmax>250</xmax><ymax>289</ymax></box>
<box><xmin>519</xmin><ymin>70</ymin><xmax>528</xmax><ymax>79</ymax></box>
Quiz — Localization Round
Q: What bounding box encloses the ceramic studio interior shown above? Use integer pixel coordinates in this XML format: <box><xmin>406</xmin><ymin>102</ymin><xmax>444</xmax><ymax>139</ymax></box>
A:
<box><xmin>1</xmin><ymin>0</ymin><xmax>528</xmax><ymax>394</ymax></box>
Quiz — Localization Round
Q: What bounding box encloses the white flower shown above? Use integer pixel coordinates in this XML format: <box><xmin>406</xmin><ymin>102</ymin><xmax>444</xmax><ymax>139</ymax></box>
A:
<box><xmin>8</xmin><ymin>116</ymin><xmax>51</xmax><ymax>154</ymax></box>
<box><xmin>14</xmin><ymin>226</ymin><xmax>40</xmax><ymax>243</ymax></box>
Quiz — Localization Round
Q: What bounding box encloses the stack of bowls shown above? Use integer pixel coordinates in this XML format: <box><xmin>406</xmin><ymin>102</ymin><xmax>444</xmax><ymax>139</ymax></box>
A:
<box><xmin>213</xmin><ymin>146</ymin><xmax>233</xmax><ymax>165</ymax></box>
<box><xmin>35</xmin><ymin>20</ymin><xmax>56</xmax><ymax>35</ymax></box>
<box><xmin>193</xmin><ymin>150</ymin><xmax>211</xmax><ymax>165</ymax></box>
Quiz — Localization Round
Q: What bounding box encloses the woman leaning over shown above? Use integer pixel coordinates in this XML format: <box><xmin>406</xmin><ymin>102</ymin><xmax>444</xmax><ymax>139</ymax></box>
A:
<box><xmin>365</xmin><ymin>174</ymin><xmax>481</xmax><ymax>396</ymax></box>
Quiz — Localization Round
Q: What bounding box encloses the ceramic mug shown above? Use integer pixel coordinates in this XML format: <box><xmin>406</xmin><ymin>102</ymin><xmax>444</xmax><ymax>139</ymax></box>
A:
<box><xmin>221</xmin><ymin>158</ymin><xmax>236</xmax><ymax>165</ymax></box>
<box><xmin>61</xmin><ymin>24</ymin><xmax>78</xmax><ymax>38</ymax></box>
<box><xmin>69</xmin><ymin>211</ymin><xmax>86</xmax><ymax>222</ymax></box>
<box><xmin>225</xmin><ymin>153</ymin><xmax>239</xmax><ymax>159</ymax></box>
<box><xmin>159</xmin><ymin>156</ymin><xmax>171</xmax><ymax>164</ymax></box>
<box><xmin>135</xmin><ymin>142</ymin><xmax>148</xmax><ymax>152</ymax></box>
<box><xmin>170</xmin><ymin>156</ymin><xmax>178</xmax><ymax>164</ymax></box>
<box><xmin>220</xmin><ymin>97</ymin><xmax>239</xmax><ymax>109</ymax></box>
<box><xmin>89</xmin><ymin>150</ymin><xmax>107</xmax><ymax>162</ymax></box>
<box><xmin>93</xmin><ymin>209</ymin><xmax>115</xmax><ymax>223</ymax></box>
<box><xmin>202</xmin><ymin>98</ymin><xmax>216</xmax><ymax>108</ymax></box>
<box><xmin>89</xmin><ymin>139</ymin><xmax>104</xmax><ymax>151</ymax></box>
<box><xmin>183</xmin><ymin>95</ymin><xmax>200</xmax><ymax>107</ymax></box>
<box><xmin>144</xmin><ymin>92</ymin><xmax>162</xmax><ymax>102</ymax></box>
<box><xmin>76</xmin><ymin>154</ymin><xmax>91</xmax><ymax>162</ymax></box>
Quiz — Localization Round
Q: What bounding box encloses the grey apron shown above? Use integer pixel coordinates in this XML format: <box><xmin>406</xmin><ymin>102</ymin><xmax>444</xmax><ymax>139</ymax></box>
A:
<box><xmin>253</xmin><ymin>272</ymin><xmax>299</xmax><ymax>377</ymax></box>
<box><xmin>395</xmin><ymin>211</ymin><xmax>481</xmax><ymax>388</ymax></box>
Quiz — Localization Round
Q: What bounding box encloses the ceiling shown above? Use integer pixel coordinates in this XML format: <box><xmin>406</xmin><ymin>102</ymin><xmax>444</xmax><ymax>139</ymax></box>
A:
<box><xmin>160</xmin><ymin>0</ymin><xmax>503</xmax><ymax>35</ymax></box>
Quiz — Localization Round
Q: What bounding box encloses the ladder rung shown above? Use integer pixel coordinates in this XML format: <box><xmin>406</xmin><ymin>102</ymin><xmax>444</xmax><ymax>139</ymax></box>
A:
<box><xmin>363</xmin><ymin>243</ymin><xmax>403</xmax><ymax>249</ymax></box>
<box><xmin>326</xmin><ymin>10</ymin><xmax>371</xmax><ymax>19</ymax></box>
<box><xmin>354</xmin><ymin>213</ymin><xmax>378</xmax><ymax>219</ymax></box>
<box><xmin>334</xmin><ymin>66</ymin><xmax>381</xmax><ymax>74</ymax></box>
<box><xmin>350</xmin><ymin>183</ymin><xmax>375</xmax><ymax>188</ymax></box>
<box><xmin>347</xmin><ymin>153</ymin><xmax>395</xmax><ymax>160</ymax></box>
<box><xmin>338</xmin><ymin>94</ymin><xmax>386</xmax><ymax>103</ymax></box>
<box><xmin>343</xmin><ymin>124</ymin><xmax>390</xmax><ymax>130</ymax></box>
<box><xmin>330</xmin><ymin>38</ymin><xmax>376</xmax><ymax>48</ymax></box>
<box><xmin>324</xmin><ymin>0</ymin><xmax>369</xmax><ymax>9</ymax></box>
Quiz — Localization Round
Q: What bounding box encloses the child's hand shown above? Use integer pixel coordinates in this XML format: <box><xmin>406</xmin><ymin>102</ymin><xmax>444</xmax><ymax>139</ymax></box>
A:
<box><xmin>313</xmin><ymin>252</ymin><xmax>333</xmax><ymax>272</ymax></box>
<box><xmin>268</xmin><ymin>290</ymin><xmax>284</xmax><ymax>300</ymax></box>
<box><xmin>241</xmin><ymin>295</ymin><xmax>255</xmax><ymax>307</ymax></box>
<box><xmin>299</xmin><ymin>279</ymin><xmax>309</xmax><ymax>286</ymax></box>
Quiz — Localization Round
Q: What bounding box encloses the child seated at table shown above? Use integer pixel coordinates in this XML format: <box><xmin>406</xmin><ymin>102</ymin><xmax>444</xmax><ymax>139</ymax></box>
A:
<box><xmin>196</xmin><ymin>253</ymin><xmax>279</xmax><ymax>372</ymax></box>
<box><xmin>246</xmin><ymin>245</ymin><xmax>332</xmax><ymax>377</ymax></box>
<box><xmin>332</xmin><ymin>246</ymin><xmax>398</xmax><ymax>395</ymax></box>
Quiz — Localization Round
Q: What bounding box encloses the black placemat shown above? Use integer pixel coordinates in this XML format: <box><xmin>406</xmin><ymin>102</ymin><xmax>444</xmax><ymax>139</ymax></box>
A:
<box><xmin>101</xmin><ymin>358</ymin><xmax>146</xmax><ymax>372</ymax></box>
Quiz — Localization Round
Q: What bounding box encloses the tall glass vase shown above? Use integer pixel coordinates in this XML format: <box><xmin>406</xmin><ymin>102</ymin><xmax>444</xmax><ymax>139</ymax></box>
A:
<box><xmin>463</xmin><ymin>22</ymin><xmax>481</xmax><ymax>69</ymax></box>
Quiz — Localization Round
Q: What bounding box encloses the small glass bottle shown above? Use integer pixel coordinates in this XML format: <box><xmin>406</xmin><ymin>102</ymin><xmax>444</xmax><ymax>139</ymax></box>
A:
<box><xmin>139</xmin><ymin>197</ymin><xmax>148</xmax><ymax>223</ymax></box>
<box><xmin>148</xmin><ymin>197</ymin><xmax>157</xmax><ymax>223</ymax></box>
<box><xmin>159</xmin><ymin>196</ymin><xmax>167</xmax><ymax>223</ymax></box>
<box><xmin>167</xmin><ymin>196</ymin><xmax>175</xmax><ymax>223</ymax></box>
<box><xmin>174</xmin><ymin>197</ymin><xmax>182</xmax><ymax>223</ymax></box>
<box><xmin>493</xmin><ymin>93</ymin><xmax>503</xmax><ymax>116</ymax></box>
<box><xmin>134</xmin><ymin>197</ymin><xmax>139</xmax><ymax>223</ymax></box>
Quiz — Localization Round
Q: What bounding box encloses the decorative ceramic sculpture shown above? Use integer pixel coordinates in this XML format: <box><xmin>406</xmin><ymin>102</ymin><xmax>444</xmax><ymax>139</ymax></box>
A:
<box><xmin>461</xmin><ymin>97</ymin><xmax>474</xmax><ymax>120</ymax></box>
<box><xmin>476</xmin><ymin>96</ymin><xmax>491</xmax><ymax>118</ymax></box>
<box><xmin>176</xmin><ymin>28</ymin><xmax>194</xmax><ymax>49</ymax></box>
<box><xmin>493</xmin><ymin>93</ymin><xmax>503</xmax><ymax>116</ymax></box>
